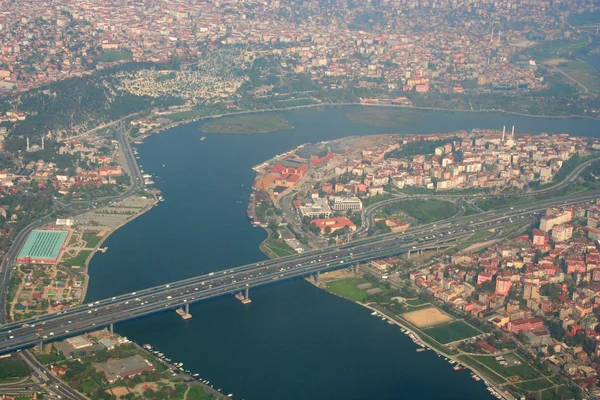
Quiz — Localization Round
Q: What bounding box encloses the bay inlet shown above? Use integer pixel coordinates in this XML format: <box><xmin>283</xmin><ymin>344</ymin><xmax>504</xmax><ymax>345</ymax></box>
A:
<box><xmin>85</xmin><ymin>106</ymin><xmax>600</xmax><ymax>399</ymax></box>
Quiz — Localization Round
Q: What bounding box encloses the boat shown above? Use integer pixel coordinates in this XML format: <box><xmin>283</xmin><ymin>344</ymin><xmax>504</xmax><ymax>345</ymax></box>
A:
<box><xmin>453</xmin><ymin>366</ymin><xmax>463</xmax><ymax>371</ymax></box>
<box><xmin>416</xmin><ymin>348</ymin><xmax>426</xmax><ymax>352</ymax></box>
<box><xmin>228</xmin><ymin>394</ymin><xmax>233</xmax><ymax>398</ymax></box>
<box><xmin>386</xmin><ymin>321</ymin><xmax>394</xmax><ymax>325</ymax></box>
<box><xmin>200</xmin><ymin>136</ymin><xmax>207</xmax><ymax>141</ymax></box>
<box><xmin>371</xmin><ymin>311</ymin><xmax>378</xmax><ymax>316</ymax></box>
<box><xmin>193</xmin><ymin>373</ymin><xmax>199</xmax><ymax>377</ymax></box>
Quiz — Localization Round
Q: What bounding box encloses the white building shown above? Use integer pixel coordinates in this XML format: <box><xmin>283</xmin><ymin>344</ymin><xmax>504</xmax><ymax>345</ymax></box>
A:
<box><xmin>331</xmin><ymin>196</ymin><xmax>363</xmax><ymax>212</ymax></box>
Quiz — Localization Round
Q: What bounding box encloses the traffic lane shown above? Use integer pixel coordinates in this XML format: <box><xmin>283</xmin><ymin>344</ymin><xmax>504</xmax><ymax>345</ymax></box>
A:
<box><xmin>1</xmin><ymin>194</ymin><xmax>596</xmax><ymax>341</ymax></box>
<box><xmin>0</xmin><ymin>229</ymin><xmax>475</xmax><ymax>350</ymax></box>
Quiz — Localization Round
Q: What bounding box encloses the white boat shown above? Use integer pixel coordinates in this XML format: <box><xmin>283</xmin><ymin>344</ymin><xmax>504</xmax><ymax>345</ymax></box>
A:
<box><xmin>193</xmin><ymin>373</ymin><xmax>199</xmax><ymax>377</ymax></box>
<box><xmin>371</xmin><ymin>311</ymin><xmax>378</xmax><ymax>316</ymax></box>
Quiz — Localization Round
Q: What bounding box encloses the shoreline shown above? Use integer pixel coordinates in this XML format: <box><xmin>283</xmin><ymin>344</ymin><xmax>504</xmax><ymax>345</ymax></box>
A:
<box><xmin>311</xmin><ymin>277</ymin><xmax>512</xmax><ymax>400</ymax></box>
<box><xmin>131</xmin><ymin>341</ymin><xmax>230</xmax><ymax>399</ymax></box>
<box><xmin>79</xmin><ymin>195</ymin><xmax>158</xmax><ymax>303</ymax></box>
<box><xmin>136</xmin><ymin>101</ymin><xmax>600</xmax><ymax>142</ymax></box>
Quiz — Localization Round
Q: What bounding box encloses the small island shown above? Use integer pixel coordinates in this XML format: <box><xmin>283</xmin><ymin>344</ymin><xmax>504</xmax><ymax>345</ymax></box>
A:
<box><xmin>346</xmin><ymin>108</ymin><xmax>425</xmax><ymax>127</ymax></box>
<box><xmin>200</xmin><ymin>114</ymin><xmax>293</xmax><ymax>134</ymax></box>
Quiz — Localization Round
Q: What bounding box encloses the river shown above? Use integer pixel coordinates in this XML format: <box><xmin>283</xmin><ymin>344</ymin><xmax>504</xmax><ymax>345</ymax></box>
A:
<box><xmin>85</xmin><ymin>106</ymin><xmax>600</xmax><ymax>399</ymax></box>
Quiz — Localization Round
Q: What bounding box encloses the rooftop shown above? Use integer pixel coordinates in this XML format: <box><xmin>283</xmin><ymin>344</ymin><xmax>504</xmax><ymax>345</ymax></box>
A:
<box><xmin>17</xmin><ymin>229</ymin><xmax>68</xmax><ymax>262</ymax></box>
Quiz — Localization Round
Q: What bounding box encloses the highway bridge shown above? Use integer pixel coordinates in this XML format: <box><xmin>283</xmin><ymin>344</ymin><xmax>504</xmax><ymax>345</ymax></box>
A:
<box><xmin>0</xmin><ymin>191</ymin><xmax>597</xmax><ymax>355</ymax></box>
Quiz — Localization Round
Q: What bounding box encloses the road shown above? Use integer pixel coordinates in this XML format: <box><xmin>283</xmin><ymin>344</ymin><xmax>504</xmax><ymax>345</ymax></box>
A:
<box><xmin>0</xmin><ymin>123</ymin><xmax>145</xmax><ymax>324</ymax></box>
<box><xmin>358</xmin><ymin>156</ymin><xmax>599</xmax><ymax>232</ymax></box>
<box><xmin>19</xmin><ymin>349</ymin><xmax>88</xmax><ymax>399</ymax></box>
<box><xmin>0</xmin><ymin>191</ymin><xmax>596</xmax><ymax>355</ymax></box>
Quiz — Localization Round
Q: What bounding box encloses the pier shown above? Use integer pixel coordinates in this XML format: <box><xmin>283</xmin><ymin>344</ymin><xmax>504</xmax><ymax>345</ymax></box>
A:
<box><xmin>235</xmin><ymin>288</ymin><xmax>251</xmax><ymax>304</ymax></box>
<box><xmin>175</xmin><ymin>304</ymin><xmax>192</xmax><ymax>319</ymax></box>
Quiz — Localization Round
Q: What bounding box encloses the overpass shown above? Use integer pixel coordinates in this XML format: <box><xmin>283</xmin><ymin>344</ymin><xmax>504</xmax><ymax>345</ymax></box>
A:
<box><xmin>0</xmin><ymin>191</ymin><xmax>597</xmax><ymax>355</ymax></box>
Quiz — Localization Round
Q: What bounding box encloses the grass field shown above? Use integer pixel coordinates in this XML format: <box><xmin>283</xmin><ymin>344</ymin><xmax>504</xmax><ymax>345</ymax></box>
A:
<box><xmin>165</xmin><ymin>110</ymin><xmax>207</xmax><ymax>122</ymax></box>
<box><xmin>390</xmin><ymin>199</ymin><xmax>458</xmax><ymax>224</ymax></box>
<box><xmin>556</xmin><ymin>60</ymin><xmax>600</xmax><ymax>94</ymax></box>
<box><xmin>470</xmin><ymin>353</ymin><xmax>541</xmax><ymax>380</ymax></box>
<box><xmin>346</xmin><ymin>108</ymin><xmax>425</xmax><ymax>127</ymax></box>
<box><xmin>186</xmin><ymin>385</ymin><xmax>217</xmax><ymax>400</ymax></box>
<box><xmin>540</xmin><ymin>385</ymin><xmax>574</xmax><ymax>400</ymax></box>
<box><xmin>82</xmin><ymin>233</ymin><xmax>102</xmax><ymax>248</ymax></box>
<box><xmin>200</xmin><ymin>114</ymin><xmax>293</xmax><ymax>134</ymax></box>
<box><xmin>98</xmin><ymin>49</ymin><xmax>133</xmax><ymax>63</ymax></box>
<box><xmin>423</xmin><ymin>321</ymin><xmax>481</xmax><ymax>344</ymax></box>
<box><xmin>276</xmin><ymin>98</ymin><xmax>319</xmax><ymax>107</ymax></box>
<box><xmin>62</xmin><ymin>250</ymin><xmax>92</xmax><ymax>267</ymax></box>
<box><xmin>405</xmin><ymin>298</ymin><xmax>428</xmax><ymax>306</ymax></box>
<box><xmin>467</xmin><ymin>230</ymin><xmax>493</xmax><ymax>242</ymax></box>
<box><xmin>514</xmin><ymin>377</ymin><xmax>554</xmax><ymax>391</ymax></box>
<box><xmin>326</xmin><ymin>278</ymin><xmax>370</xmax><ymax>301</ymax></box>
<box><xmin>260</xmin><ymin>237</ymin><xmax>296</xmax><ymax>258</ymax></box>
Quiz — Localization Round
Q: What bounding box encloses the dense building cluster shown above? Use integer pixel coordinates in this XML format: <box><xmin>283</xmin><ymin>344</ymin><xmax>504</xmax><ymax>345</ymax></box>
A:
<box><xmin>404</xmin><ymin>199</ymin><xmax>600</xmax><ymax>390</ymax></box>
<box><xmin>0</xmin><ymin>0</ymin><xmax>596</xmax><ymax>94</ymax></box>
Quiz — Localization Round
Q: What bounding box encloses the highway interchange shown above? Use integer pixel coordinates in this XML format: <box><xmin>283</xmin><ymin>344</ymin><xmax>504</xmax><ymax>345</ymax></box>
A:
<box><xmin>0</xmin><ymin>190</ymin><xmax>598</xmax><ymax>355</ymax></box>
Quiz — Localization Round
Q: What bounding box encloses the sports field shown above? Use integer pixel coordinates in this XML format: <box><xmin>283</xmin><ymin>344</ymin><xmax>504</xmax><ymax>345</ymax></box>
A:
<box><xmin>423</xmin><ymin>321</ymin><xmax>481</xmax><ymax>344</ymax></box>
<box><xmin>402</xmin><ymin>307</ymin><xmax>453</xmax><ymax>328</ymax></box>
<box><xmin>17</xmin><ymin>230</ymin><xmax>68</xmax><ymax>263</ymax></box>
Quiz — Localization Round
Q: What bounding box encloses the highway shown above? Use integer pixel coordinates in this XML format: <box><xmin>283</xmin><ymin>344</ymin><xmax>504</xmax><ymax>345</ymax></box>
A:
<box><xmin>0</xmin><ymin>191</ymin><xmax>597</xmax><ymax>355</ymax></box>
<box><xmin>19</xmin><ymin>350</ymin><xmax>88</xmax><ymax>399</ymax></box>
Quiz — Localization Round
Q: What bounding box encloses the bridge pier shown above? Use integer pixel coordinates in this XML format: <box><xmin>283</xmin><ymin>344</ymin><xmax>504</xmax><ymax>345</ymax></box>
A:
<box><xmin>407</xmin><ymin>250</ymin><xmax>411</xmax><ymax>259</ymax></box>
<box><xmin>37</xmin><ymin>341</ymin><xmax>43</xmax><ymax>354</ymax></box>
<box><xmin>109</xmin><ymin>323</ymin><xmax>114</xmax><ymax>335</ymax></box>
<box><xmin>236</xmin><ymin>288</ymin><xmax>251</xmax><ymax>304</ymax></box>
<box><xmin>313</xmin><ymin>271</ymin><xmax>320</xmax><ymax>285</ymax></box>
<box><xmin>185</xmin><ymin>303</ymin><xmax>189</xmax><ymax>314</ymax></box>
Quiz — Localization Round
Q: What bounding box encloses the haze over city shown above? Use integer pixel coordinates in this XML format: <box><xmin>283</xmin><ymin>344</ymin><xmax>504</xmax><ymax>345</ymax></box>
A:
<box><xmin>0</xmin><ymin>1</ymin><xmax>598</xmax><ymax>399</ymax></box>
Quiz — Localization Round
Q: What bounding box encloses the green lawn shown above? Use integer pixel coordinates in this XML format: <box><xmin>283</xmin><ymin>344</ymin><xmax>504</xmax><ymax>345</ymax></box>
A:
<box><xmin>326</xmin><ymin>278</ymin><xmax>370</xmax><ymax>301</ymax></box>
<box><xmin>423</xmin><ymin>321</ymin><xmax>481</xmax><ymax>344</ymax></box>
<box><xmin>514</xmin><ymin>377</ymin><xmax>554</xmax><ymax>391</ymax></box>
<box><xmin>0</xmin><ymin>356</ymin><xmax>29</xmax><ymax>380</ymax></box>
<box><xmin>405</xmin><ymin>298</ymin><xmax>428</xmax><ymax>306</ymax></box>
<box><xmin>387</xmin><ymin>199</ymin><xmax>458</xmax><ymax>223</ymax></box>
<box><xmin>186</xmin><ymin>385</ymin><xmax>217</xmax><ymax>400</ymax></box>
<box><xmin>260</xmin><ymin>237</ymin><xmax>296</xmax><ymax>258</ymax></box>
<box><xmin>166</xmin><ymin>110</ymin><xmax>207</xmax><ymax>122</ymax></box>
<box><xmin>82</xmin><ymin>233</ymin><xmax>102</xmax><ymax>248</ymax></box>
<box><xmin>276</xmin><ymin>98</ymin><xmax>319</xmax><ymax>107</ymax></box>
<box><xmin>471</xmin><ymin>353</ymin><xmax>541</xmax><ymax>380</ymax></box>
<box><xmin>540</xmin><ymin>385</ymin><xmax>574</xmax><ymax>400</ymax></box>
<box><xmin>98</xmin><ymin>49</ymin><xmax>133</xmax><ymax>63</ymax></box>
<box><xmin>200</xmin><ymin>114</ymin><xmax>293</xmax><ymax>134</ymax></box>
<box><xmin>62</xmin><ymin>250</ymin><xmax>92</xmax><ymax>267</ymax></box>
<box><xmin>467</xmin><ymin>230</ymin><xmax>493</xmax><ymax>242</ymax></box>
<box><xmin>36</xmin><ymin>352</ymin><xmax>66</xmax><ymax>365</ymax></box>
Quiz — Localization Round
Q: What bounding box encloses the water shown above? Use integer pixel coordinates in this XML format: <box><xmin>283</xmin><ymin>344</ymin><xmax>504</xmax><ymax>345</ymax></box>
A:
<box><xmin>86</xmin><ymin>106</ymin><xmax>600</xmax><ymax>399</ymax></box>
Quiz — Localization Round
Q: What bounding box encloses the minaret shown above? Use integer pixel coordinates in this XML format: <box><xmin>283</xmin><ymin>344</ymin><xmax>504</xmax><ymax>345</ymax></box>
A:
<box><xmin>502</xmin><ymin>126</ymin><xmax>506</xmax><ymax>142</ymax></box>
<box><xmin>26</xmin><ymin>137</ymin><xmax>29</xmax><ymax>152</ymax></box>
<box><xmin>511</xmin><ymin>125</ymin><xmax>515</xmax><ymax>138</ymax></box>
<box><xmin>41</xmin><ymin>136</ymin><xmax>44</xmax><ymax>150</ymax></box>
<box><xmin>490</xmin><ymin>28</ymin><xmax>494</xmax><ymax>44</ymax></box>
